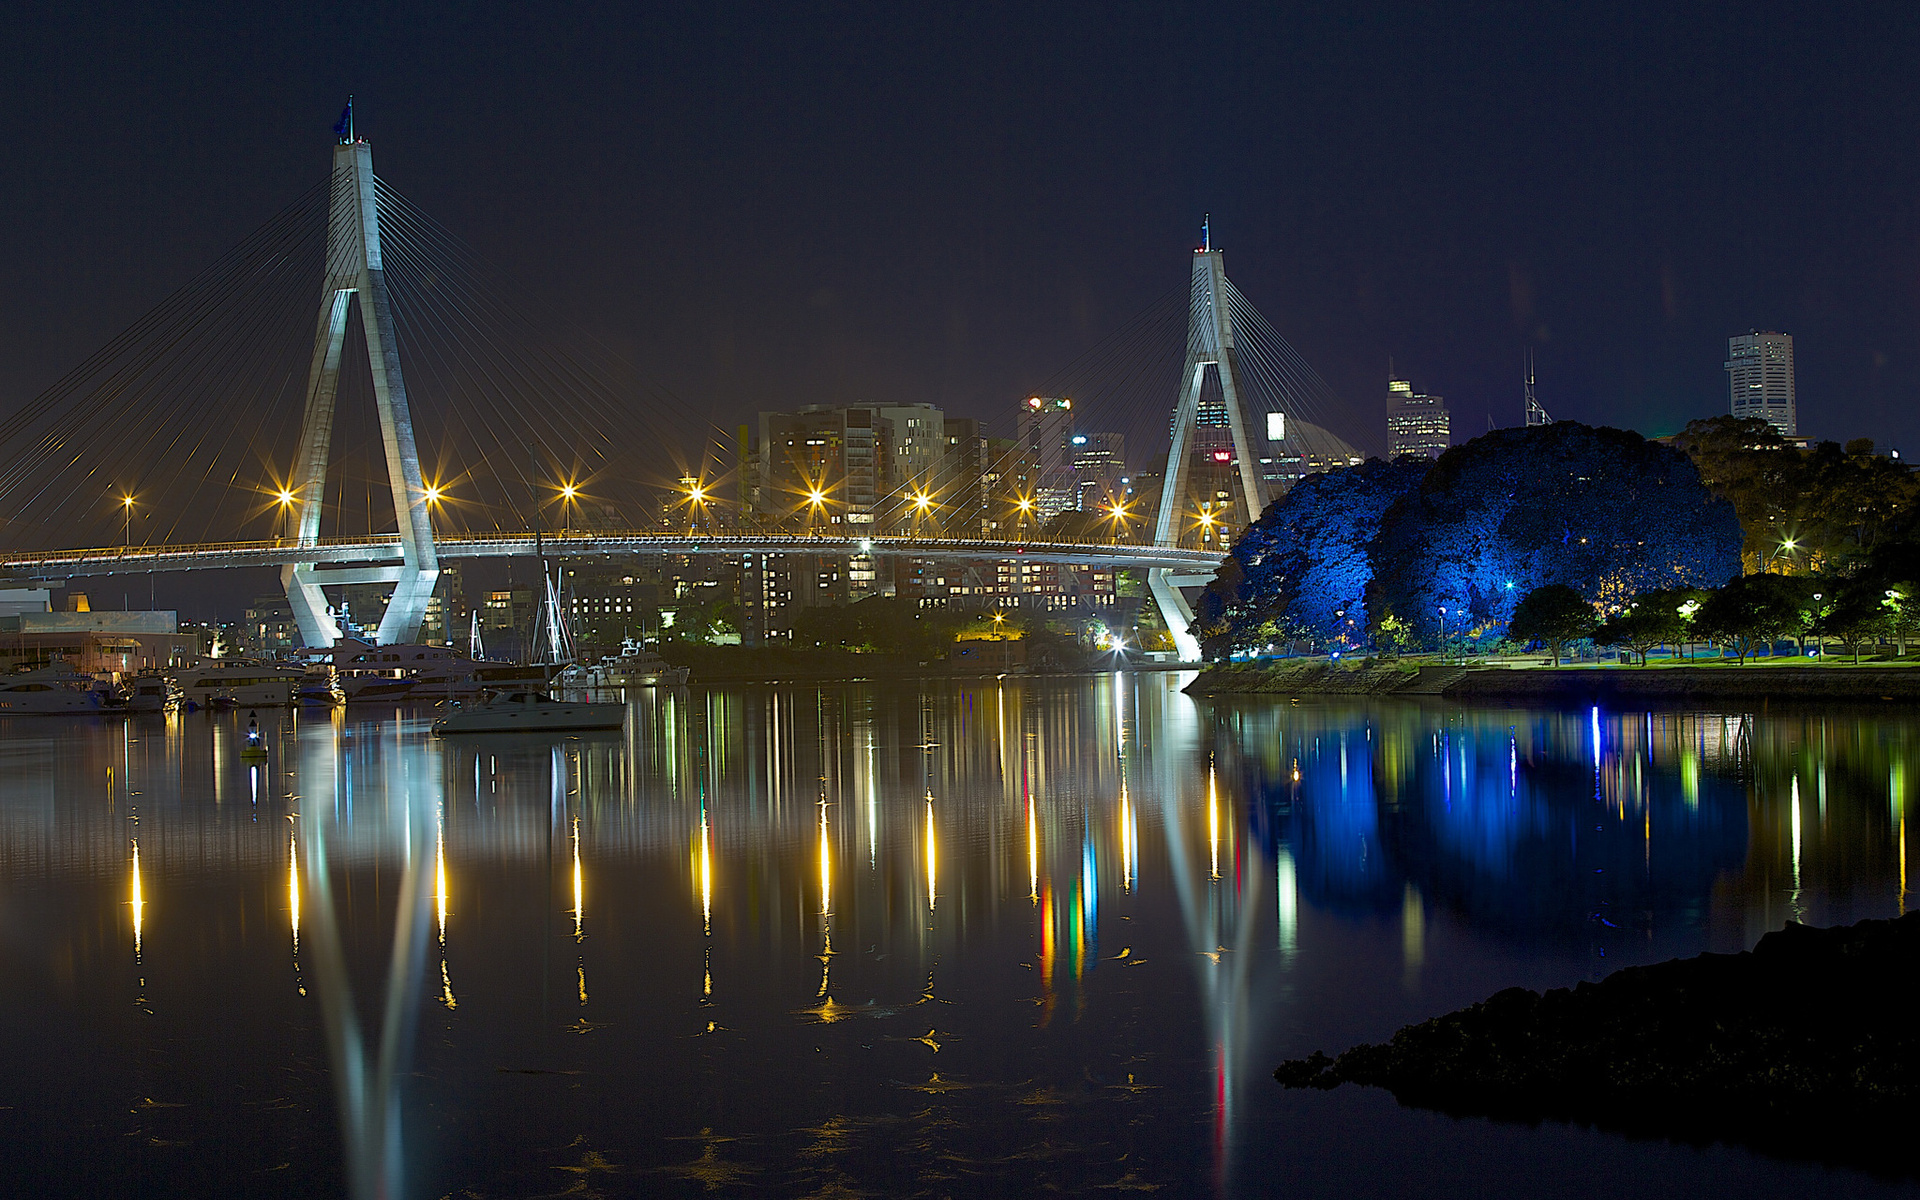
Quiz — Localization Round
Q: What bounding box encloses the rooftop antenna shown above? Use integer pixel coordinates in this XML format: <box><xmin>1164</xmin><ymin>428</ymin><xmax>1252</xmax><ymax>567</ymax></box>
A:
<box><xmin>1202</xmin><ymin>214</ymin><xmax>1210</xmax><ymax>252</ymax></box>
<box><xmin>1524</xmin><ymin>349</ymin><xmax>1553</xmax><ymax>427</ymax></box>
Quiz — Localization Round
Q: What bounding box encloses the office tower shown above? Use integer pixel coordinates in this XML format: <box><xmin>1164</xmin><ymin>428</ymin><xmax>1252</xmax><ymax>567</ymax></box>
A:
<box><xmin>1386</xmin><ymin>375</ymin><xmax>1450</xmax><ymax>460</ymax></box>
<box><xmin>1071</xmin><ymin>431</ymin><xmax>1127</xmax><ymax>510</ymax></box>
<box><xmin>1019</xmin><ymin>396</ymin><xmax>1077</xmax><ymax>519</ymax></box>
<box><xmin>1726</xmin><ymin>330</ymin><xmax>1796</xmax><ymax>436</ymax></box>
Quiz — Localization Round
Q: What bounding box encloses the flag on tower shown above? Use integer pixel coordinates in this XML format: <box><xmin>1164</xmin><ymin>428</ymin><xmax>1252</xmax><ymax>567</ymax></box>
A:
<box><xmin>332</xmin><ymin>98</ymin><xmax>353</xmax><ymax>143</ymax></box>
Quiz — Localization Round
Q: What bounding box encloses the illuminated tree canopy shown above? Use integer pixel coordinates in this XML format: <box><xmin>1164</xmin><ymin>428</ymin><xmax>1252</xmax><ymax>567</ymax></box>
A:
<box><xmin>1194</xmin><ymin>457</ymin><xmax>1428</xmax><ymax>657</ymax></box>
<box><xmin>1368</xmin><ymin>423</ymin><xmax>1742</xmax><ymax>642</ymax></box>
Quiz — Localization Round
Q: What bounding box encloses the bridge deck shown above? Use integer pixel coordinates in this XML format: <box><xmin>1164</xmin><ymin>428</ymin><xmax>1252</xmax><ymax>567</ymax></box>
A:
<box><xmin>0</xmin><ymin>532</ymin><xmax>1222</xmax><ymax>582</ymax></box>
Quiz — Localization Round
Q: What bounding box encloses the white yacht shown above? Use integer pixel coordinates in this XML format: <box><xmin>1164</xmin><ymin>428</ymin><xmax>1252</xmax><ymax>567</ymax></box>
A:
<box><xmin>566</xmin><ymin>638</ymin><xmax>690</xmax><ymax>688</ymax></box>
<box><xmin>331</xmin><ymin>639</ymin><xmax>556</xmax><ymax>702</ymax></box>
<box><xmin>431</xmin><ymin>690</ymin><xmax>627</xmax><ymax>736</ymax></box>
<box><xmin>176</xmin><ymin>661</ymin><xmax>305</xmax><ymax>709</ymax></box>
<box><xmin>0</xmin><ymin>666</ymin><xmax>122</xmax><ymax>714</ymax></box>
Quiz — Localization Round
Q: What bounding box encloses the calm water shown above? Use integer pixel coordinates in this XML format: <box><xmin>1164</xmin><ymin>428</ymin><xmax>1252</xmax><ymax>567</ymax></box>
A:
<box><xmin>2</xmin><ymin>675</ymin><xmax>1917</xmax><ymax>1198</ymax></box>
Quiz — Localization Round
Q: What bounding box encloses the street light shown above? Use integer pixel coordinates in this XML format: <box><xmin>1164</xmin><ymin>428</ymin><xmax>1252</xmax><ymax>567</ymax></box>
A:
<box><xmin>1106</xmin><ymin>499</ymin><xmax>1130</xmax><ymax>544</ymax></box>
<box><xmin>275</xmin><ymin>487</ymin><xmax>296</xmax><ymax>541</ymax></box>
<box><xmin>1437</xmin><ymin>605</ymin><xmax>1448</xmax><ymax>660</ymax></box>
<box><xmin>121</xmin><ymin>494</ymin><xmax>135</xmax><ymax>548</ymax></box>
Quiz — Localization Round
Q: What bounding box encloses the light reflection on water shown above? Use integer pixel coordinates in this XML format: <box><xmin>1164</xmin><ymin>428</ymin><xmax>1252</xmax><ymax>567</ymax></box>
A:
<box><xmin>0</xmin><ymin>682</ymin><xmax>1917</xmax><ymax>1198</ymax></box>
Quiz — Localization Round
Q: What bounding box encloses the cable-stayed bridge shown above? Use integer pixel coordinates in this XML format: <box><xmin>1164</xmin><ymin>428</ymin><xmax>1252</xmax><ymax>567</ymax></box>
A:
<box><xmin>0</xmin><ymin>128</ymin><xmax>1360</xmax><ymax>659</ymax></box>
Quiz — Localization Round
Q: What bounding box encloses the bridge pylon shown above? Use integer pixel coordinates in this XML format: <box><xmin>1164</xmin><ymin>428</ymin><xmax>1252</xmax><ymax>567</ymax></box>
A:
<box><xmin>1149</xmin><ymin>224</ymin><xmax>1266</xmax><ymax>661</ymax></box>
<box><xmin>282</xmin><ymin>129</ymin><xmax>439</xmax><ymax>647</ymax></box>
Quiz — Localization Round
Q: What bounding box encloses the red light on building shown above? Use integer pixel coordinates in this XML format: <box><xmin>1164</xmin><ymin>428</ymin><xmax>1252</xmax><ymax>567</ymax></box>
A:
<box><xmin>1211</xmin><ymin>450</ymin><xmax>1232</xmax><ymax>463</ymax></box>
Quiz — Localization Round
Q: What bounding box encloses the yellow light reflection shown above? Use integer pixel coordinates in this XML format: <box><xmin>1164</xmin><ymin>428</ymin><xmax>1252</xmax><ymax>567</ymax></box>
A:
<box><xmin>699</xmin><ymin>810</ymin><xmax>713</xmax><ymax>935</ymax></box>
<box><xmin>288</xmin><ymin>831</ymin><xmax>300</xmax><ymax>954</ymax></box>
<box><xmin>571</xmin><ymin>816</ymin><xmax>584</xmax><ymax>942</ymax></box>
<box><xmin>1119</xmin><ymin>785</ymin><xmax>1136</xmax><ymax>893</ymax></box>
<box><xmin>925</xmin><ymin>796</ymin><xmax>938</xmax><ymax>912</ymax></box>
<box><xmin>1208</xmin><ymin>765</ymin><xmax>1221</xmax><ymax>881</ymax></box>
<box><xmin>130</xmin><ymin>839</ymin><xmax>144</xmax><ymax>954</ymax></box>
<box><xmin>819</xmin><ymin>799</ymin><xmax>832</xmax><ymax>915</ymax></box>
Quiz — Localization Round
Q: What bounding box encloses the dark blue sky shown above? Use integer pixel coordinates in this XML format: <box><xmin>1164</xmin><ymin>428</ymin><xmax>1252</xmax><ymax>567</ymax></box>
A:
<box><xmin>5</xmin><ymin>0</ymin><xmax>1917</xmax><ymax>459</ymax></box>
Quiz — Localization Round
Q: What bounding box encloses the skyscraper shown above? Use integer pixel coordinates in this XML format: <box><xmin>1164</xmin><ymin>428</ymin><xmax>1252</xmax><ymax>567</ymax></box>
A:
<box><xmin>1386</xmin><ymin>375</ymin><xmax>1450</xmax><ymax>460</ymax></box>
<box><xmin>1726</xmin><ymin>330</ymin><xmax>1796</xmax><ymax>436</ymax></box>
<box><xmin>1019</xmin><ymin>396</ymin><xmax>1077</xmax><ymax>519</ymax></box>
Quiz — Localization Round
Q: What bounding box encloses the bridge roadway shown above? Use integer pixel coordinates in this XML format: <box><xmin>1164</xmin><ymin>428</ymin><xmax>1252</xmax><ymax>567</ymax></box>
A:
<box><xmin>0</xmin><ymin>531</ymin><xmax>1224</xmax><ymax>585</ymax></box>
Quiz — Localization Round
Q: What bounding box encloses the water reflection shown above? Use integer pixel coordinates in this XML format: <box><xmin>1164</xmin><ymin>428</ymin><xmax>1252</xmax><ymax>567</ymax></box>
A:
<box><xmin>1</xmin><ymin>688</ymin><xmax>1917</xmax><ymax>1197</ymax></box>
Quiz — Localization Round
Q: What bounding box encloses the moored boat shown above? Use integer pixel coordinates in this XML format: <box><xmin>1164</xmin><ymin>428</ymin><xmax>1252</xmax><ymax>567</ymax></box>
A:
<box><xmin>564</xmin><ymin>637</ymin><xmax>690</xmax><ymax>688</ymax></box>
<box><xmin>0</xmin><ymin>665</ymin><xmax>123</xmax><ymax>714</ymax></box>
<box><xmin>176</xmin><ymin>661</ymin><xmax>305</xmax><ymax>709</ymax></box>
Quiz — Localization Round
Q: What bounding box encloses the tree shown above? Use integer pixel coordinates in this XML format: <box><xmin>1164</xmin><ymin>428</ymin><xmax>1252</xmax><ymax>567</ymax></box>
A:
<box><xmin>1595</xmin><ymin>594</ymin><xmax>1690</xmax><ymax>666</ymax></box>
<box><xmin>1695</xmin><ymin>575</ymin><xmax>1805</xmax><ymax>664</ymax></box>
<box><xmin>1370</xmin><ymin>422</ymin><xmax>1742</xmax><ymax>645</ymax></box>
<box><xmin>1670</xmin><ymin>416</ymin><xmax>1804</xmax><ymax>574</ymax></box>
<box><xmin>1197</xmin><ymin>456</ymin><xmax>1428</xmax><ymax>657</ymax></box>
<box><xmin>1813</xmin><ymin>581</ymin><xmax>1888</xmax><ymax>663</ymax></box>
<box><xmin>1508</xmin><ymin>585</ymin><xmax>1597</xmax><ymax>666</ymax></box>
<box><xmin>1882</xmin><ymin>583</ymin><xmax>1920</xmax><ymax>656</ymax></box>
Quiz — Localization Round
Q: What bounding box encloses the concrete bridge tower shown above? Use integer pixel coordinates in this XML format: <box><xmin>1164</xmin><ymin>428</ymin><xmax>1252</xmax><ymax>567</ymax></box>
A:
<box><xmin>1149</xmin><ymin>222</ymin><xmax>1266</xmax><ymax>661</ymax></box>
<box><xmin>283</xmin><ymin>121</ymin><xmax>439</xmax><ymax>647</ymax></box>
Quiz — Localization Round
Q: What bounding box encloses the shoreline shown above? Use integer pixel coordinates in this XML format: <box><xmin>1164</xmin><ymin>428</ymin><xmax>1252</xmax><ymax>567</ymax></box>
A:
<box><xmin>1186</xmin><ymin>659</ymin><xmax>1920</xmax><ymax>702</ymax></box>
<box><xmin>1275</xmin><ymin>913</ymin><xmax>1920</xmax><ymax>1176</ymax></box>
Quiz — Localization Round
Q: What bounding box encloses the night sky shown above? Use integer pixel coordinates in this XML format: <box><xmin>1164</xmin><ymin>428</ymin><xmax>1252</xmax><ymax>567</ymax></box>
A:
<box><xmin>6</xmin><ymin>1</ymin><xmax>1919</xmax><ymax>464</ymax></box>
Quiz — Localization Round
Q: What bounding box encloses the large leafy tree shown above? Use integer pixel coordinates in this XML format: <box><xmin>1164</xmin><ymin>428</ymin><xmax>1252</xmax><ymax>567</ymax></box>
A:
<box><xmin>1508</xmin><ymin>584</ymin><xmax>1597</xmax><ymax>666</ymax></box>
<box><xmin>1695</xmin><ymin>574</ymin><xmax>1806</xmax><ymax>664</ymax></box>
<box><xmin>1595</xmin><ymin>589</ymin><xmax>1696</xmax><ymax>665</ymax></box>
<box><xmin>1671</xmin><ymin>418</ymin><xmax>1920</xmax><ymax>573</ymax></box>
<box><xmin>1194</xmin><ymin>457</ymin><xmax>1428</xmax><ymax>657</ymax></box>
<box><xmin>1370</xmin><ymin>422</ymin><xmax>1742</xmax><ymax>645</ymax></box>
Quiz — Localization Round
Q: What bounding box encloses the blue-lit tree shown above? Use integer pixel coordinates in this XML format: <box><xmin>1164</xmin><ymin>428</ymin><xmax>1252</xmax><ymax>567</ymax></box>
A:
<box><xmin>1195</xmin><ymin>457</ymin><xmax>1429</xmax><ymax>656</ymax></box>
<box><xmin>1369</xmin><ymin>423</ymin><xmax>1741</xmax><ymax>645</ymax></box>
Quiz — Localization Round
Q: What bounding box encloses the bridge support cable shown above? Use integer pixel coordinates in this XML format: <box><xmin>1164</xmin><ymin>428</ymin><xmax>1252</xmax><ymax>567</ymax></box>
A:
<box><xmin>0</xmin><ymin>182</ymin><xmax>332</xmax><ymax>551</ymax></box>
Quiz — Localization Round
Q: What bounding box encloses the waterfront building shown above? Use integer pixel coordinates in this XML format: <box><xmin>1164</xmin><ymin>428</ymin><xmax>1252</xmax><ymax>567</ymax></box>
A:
<box><xmin>239</xmin><ymin>594</ymin><xmax>300</xmax><ymax>657</ymax></box>
<box><xmin>0</xmin><ymin>610</ymin><xmax>199</xmax><ymax>675</ymax></box>
<box><xmin>1726</xmin><ymin>330</ymin><xmax>1796</xmax><ymax>436</ymax></box>
<box><xmin>1386</xmin><ymin>375</ymin><xmax>1451</xmax><ymax>460</ymax></box>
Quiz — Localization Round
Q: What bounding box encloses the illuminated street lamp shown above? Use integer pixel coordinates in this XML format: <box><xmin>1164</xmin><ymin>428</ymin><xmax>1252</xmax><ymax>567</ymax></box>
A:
<box><xmin>120</xmin><ymin>493</ymin><xmax>136</xmax><ymax>549</ymax></box>
<box><xmin>275</xmin><ymin>488</ymin><xmax>296</xmax><ymax>540</ymax></box>
<box><xmin>1437</xmin><ymin>605</ymin><xmax>1449</xmax><ymax>660</ymax></box>
<box><xmin>804</xmin><ymin>485</ymin><xmax>830</xmax><ymax>534</ymax></box>
<box><xmin>1106</xmin><ymin>499</ymin><xmax>1130</xmax><ymax>544</ymax></box>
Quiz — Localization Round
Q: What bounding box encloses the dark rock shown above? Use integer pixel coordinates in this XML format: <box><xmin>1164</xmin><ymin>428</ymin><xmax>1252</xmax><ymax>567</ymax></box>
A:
<box><xmin>1276</xmin><ymin>912</ymin><xmax>1920</xmax><ymax>1175</ymax></box>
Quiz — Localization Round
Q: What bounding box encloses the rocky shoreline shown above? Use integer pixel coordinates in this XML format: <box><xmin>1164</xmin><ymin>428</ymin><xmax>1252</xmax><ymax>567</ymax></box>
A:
<box><xmin>1275</xmin><ymin>913</ymin><xmax>1920</xmax><ymax>1174</ymax></box>
<box><xmin>1187</xmin><ymin>660</ymin><xmax>1920</xmax><ymax>702</ymax></box>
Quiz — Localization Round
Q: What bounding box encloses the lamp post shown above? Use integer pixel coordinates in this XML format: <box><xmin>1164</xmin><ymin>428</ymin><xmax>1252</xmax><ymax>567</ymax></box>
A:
<box><xmin>1106</xmin><ymin>500</ymin><xmax>1130</xmax><ymax>546</ymax></box>
<box><xmin>559</xmin><ymin>482</ymin><xmax>578</xmax><ymax>536</ymax></box>
<box><xmin>1437</xmin><ymin>605</ymin><xmax>1448</xmax><ymax>660</ymax></box>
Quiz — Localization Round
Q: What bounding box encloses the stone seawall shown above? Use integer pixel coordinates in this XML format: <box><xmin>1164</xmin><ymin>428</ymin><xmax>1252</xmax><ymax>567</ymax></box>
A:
<box><xmin>1187</xmin><ymin>661</ymin><xmax>1920</xmax><ymax>702</ymax></box>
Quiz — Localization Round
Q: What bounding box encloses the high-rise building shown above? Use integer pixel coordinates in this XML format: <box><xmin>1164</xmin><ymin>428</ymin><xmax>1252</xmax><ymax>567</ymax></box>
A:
<box><xmin>1019</xmin><ymin>396</ymin><xmax>1077</xmax><ymax>519</ymax></box>
<box><xmin>1070</xmin><ymin>432</ymin><xmax>1126</xmax><ymax>511</ymax></box>
<box><xmin>1726</xmin><ymin>330</ymin><xmax>1796</xmax><ymax>436</ymax></box>
<box><xmin>753</xmin><ymin>403</ymin><xmax>950</xmax><ymax>529</ymax></box>
<box><xmin>1386</xmin><ymin>376</ymin><xmax>1450</xmax><ymax>460</ymax></box>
